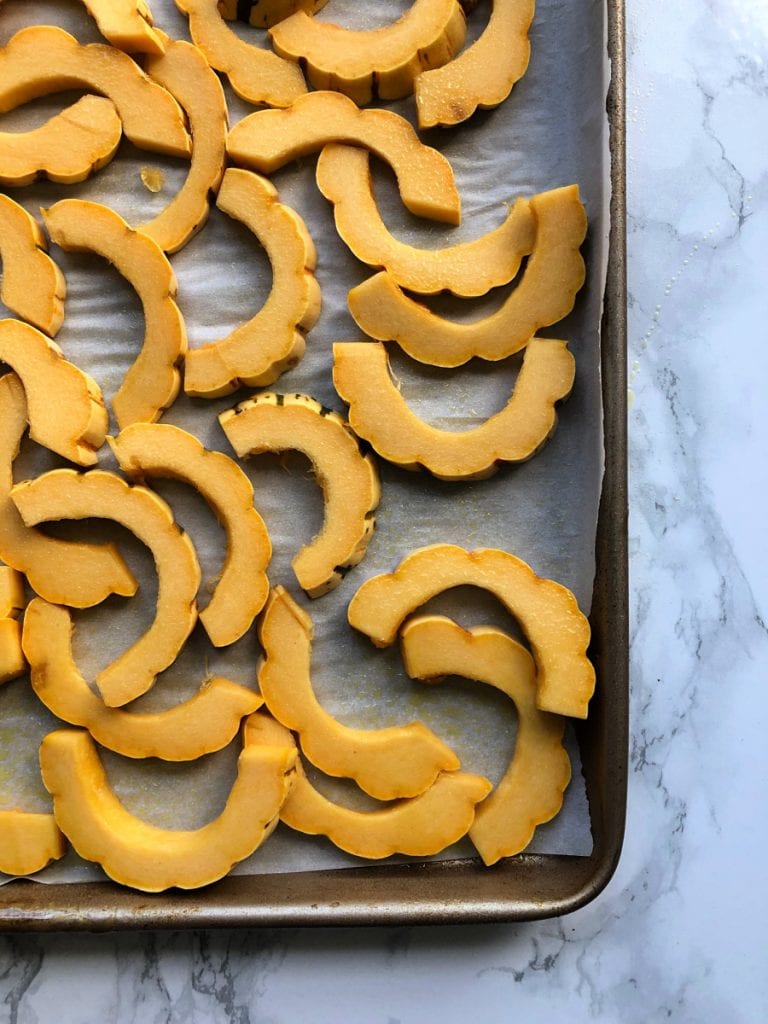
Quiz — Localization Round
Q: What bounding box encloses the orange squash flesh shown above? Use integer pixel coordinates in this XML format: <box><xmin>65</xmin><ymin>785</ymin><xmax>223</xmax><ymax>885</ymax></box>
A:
<box><xmin>0</xmin><ymin>811</ymin><xmax>66</xmax><ymax>876</ymax></box>
<box><xmin>0</xmin><ymin>194</ymin><xmax>65</xmax><ymax>336</ymax></box>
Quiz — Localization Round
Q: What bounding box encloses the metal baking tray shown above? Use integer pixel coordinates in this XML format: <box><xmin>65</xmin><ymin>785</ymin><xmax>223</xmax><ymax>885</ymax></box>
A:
<box><xmin>0</xmin><ymin>0</ymin><xmax>626</xmax><ymax>930</ymax></box>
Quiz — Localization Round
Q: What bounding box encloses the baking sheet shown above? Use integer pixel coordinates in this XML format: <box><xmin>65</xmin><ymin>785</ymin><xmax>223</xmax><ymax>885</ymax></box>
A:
<box><xmin>0</xmin><ymin>0</ymin><xmax>609</xmax><ymax>887</ymax></box>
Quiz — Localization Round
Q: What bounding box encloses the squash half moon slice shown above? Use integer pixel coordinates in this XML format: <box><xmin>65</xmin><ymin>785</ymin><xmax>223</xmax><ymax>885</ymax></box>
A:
<box><xmin>246</xmin><ymin>712</ymin><xmax>491</xmax><ymax>859</ymax></box>
<box><xmin>175</xmin><ymin>0</ymin><xmax>307</xmax><ymax>107</ymax></box>
<box><xmin>227</xmin><ymin>92</ymin><xmax>461</xmax><ymax>225</ymax></box>
<box><xmin>0</xmin><ymin>194</ymin><xmax>65</xmax><ymax>336</ymax></box>
<box><xmin>219</xmin><ymin>393</ymin><xmax>380</xmax><ymax>597</ymax></box>
<box><xmin>401</xmin><ymin>616</ymin><xmax>571</xmax><ymax>864</ymax></box>
<box><xmin>184</xmin><ymin>168</ymin><xmax>321</xmax><ymax>398</ymax></box>
<box><xmin>39</xmin><ymin>725</ymin><xmax>297</xmax><ymax>892</ymax></box>
<box><xmin>0</xmin><ymin>320</ymin><xmax>107</xmax><ymax>466</ymax></box>
<box><xmin>348</xmin><ymin>544</ymin><xmax>595</xmax><ymax>719</ymax></box>
<box><xmin>415</xmin><ymin>0</ymin><xmax>535</xmax><ymax>128</ymax></box>
<box><xmin>42</xmin><ymin>199</ymin><xmax>187</xmax><ymax>429</ymax></box>
<box><xmin>0</xmin><ymin>811</ymin><xmax>66</xmax><ymax>876</ymax></box>
<box><xmin>333</xmin><ymin>339</ymin><xmax>574</xmax><ymax>480</ymax></box>
<box><xmin>0</xmin><ymin>26</ymin><xmax>190</xmax><ymax>158</ymax></box>
<box><xmin>218</xmin><ymin>0</ymin><xmax>328</xmax><ymax>29</ymax></box>
<box><xmin>269</xmin><ymin>0</ymin><xmax>467</xmax><ymax>106</ymax></box>
<box><xmin>258</xmin><ymin>587</ymin><xmax>459</xmax><ymax>799</ymax></box>
<box><xmin>316</xmin><ymin>144</ymin><xmax>534</xmax><ymax>296</ymax></box>
<box><xmin>348</xmin><ymin>185</ymin><xmax>587</xmax><ymax>366</ymax></box>
<box><xmin>109</xmin><ymin>422</ymin><xmax>271</xmax><ymax>648</ymax></box>
<box><xmin>12</xmin><ymin>469</ymin><xmax>201</xmax><ymax>709</ymax></box>
<box><xmin>0</xmin><ymin>94</ymin><xmax>122</xmax><ymax>189</ymax></box>
<box><xmin>0</xmin><ymin>564</ymin><xmax>26</xmax><ymax>685</ymax></box>
<box><xmin>78</xmin><ymin>0</ymin><xmax>167</xmax><ymax>55</ymax></box>
<box><xmin>23</xmin><ymin>598</ymin><xmax>263</xmax><ymax>762</ymax></box>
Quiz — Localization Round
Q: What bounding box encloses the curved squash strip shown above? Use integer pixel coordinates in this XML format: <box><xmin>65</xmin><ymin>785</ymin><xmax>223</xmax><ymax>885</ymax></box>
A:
<box><xmin>141</xmin><ymin>36</ymin><xmax>228</xmax><ymax>254</ymax></box>
<box><xmin>39</xmin><ymin>726</ymin><xmax>297</xmax><ymax>892</ymax></box>
<box><xmin>11</xmin><ymin>470</ymin><xmax>201</xmax><ymax>709</ymax></box>
<box><xmin>0</xmin><ymin>94</ymin><xmax>122</xmax><ymax>189</ymax></box>
<box><xmin>401</xmin><ymin>616</ymin><xmax>571</xmax><ymax>864</ymax></box>
<box><xmin>219</xmin><ymin>0</ymin><xmax>328</xmax><ymax>29</ymax></box>
<box><xmin>219</xmin><ymin>393</ymin><xmax>380</xmax><ymax>597</ymax></box>
<box><xmin>0</xmin><ymin>565</ymin><xmax>25</xmax><ymax>618</ymax></box>
<box><xmin>415</xmin><ymin>0</ymin><xmax>535</xmax><ymax>128</ymax></box>
<box><xmin>175</xmin><ymin>0</ymin><xmax>307</xmax><ymax>107</ymax></box>
<box><xmin>317</xmin><ymin>145</ymin><xmax>534</xmax><ymax>297</ymax></box>
<box><xmin>348</xmin><ymin>544</ymin><xmax>595</xmax><ymax>719</ymax></box>
<box><xmin>184</xmin><ymin>169</ymin><xmax>321</xmax><ymax>398</ymax></box>
<box><xmin>0</xmin><ymin>27</ymin><xmax>190</xmax><ymax>158</ymax></box>
<box><xmin>332</xmin><ymin>338</ymin><xmax>574</xmax><ymax>480</ymax></box>
<box><xmin>0</xmin><ymin>811</ymin><xmax>66</xmax><ymax>876</ymax></box>
<box><xmin>227</xmin><ymin>92</ymin><xmax>461</xmax><ymax>225</ymax></box>
<box><xmin>78</xmin><ymin>0</ymin><xmax>166</xmax><ymax>55</ymax></box>
<box><xmin>109</xmin><ymin>422</ymin><xmax>271</xmax><ymax>648</ymax></box>
<box><xmin>348</xmin><ymin>186</ymin><xmax>587</xmax><ymax>366</ymax></box>
<box><xmin>269</xmin><ymin>0</ymin><xmax>467</xmax><ymax>106</ymax></box>
<box><xmin>42</xmin><ymin>200</ymin><xmax>186</xmax><ymax>429</ymax></box>
<box><xmin>258</xmin><ymin>587</ymin><xmax>459</xmax><ymax>799</ymax></box>
<box><xmin>0</xmin><ymin>195</ymin><xmax>65</xmax><ymax>336</ymax></box>
<box><xmin>0</xmin><ymin>320</ymin><xmax>107</xmax><ymax>466</ymax></box>
<box><xmin>0</xmin><ymin>374</ymin><xmax>137</xmax><ymax>609</ymax></box>
<box><xmin>0</xmin><ymin>564</ymin><xmax>26</xmax><ymax>685</ymax></box>
<box><xmin>23</xmin><ymin>598</ymin><xmax>263</xmax><ymax>762</ymax></box>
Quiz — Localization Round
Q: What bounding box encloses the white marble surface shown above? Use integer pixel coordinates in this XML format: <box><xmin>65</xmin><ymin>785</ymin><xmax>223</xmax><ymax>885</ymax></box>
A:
<box><xmin>2</xmin><ymin>1</ymin><xmax>768</xmax><ymax>1021</ymax></box>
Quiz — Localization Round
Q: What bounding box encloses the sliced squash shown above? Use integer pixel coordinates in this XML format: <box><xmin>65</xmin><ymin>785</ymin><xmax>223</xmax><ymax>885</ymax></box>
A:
<box><xmin>109</xmin><ymin>422</ymin><xmax>271</xmax><ymax>648</ymax></box>
<box><xmin>348</xmin><ymin>185</ymin><xmax>587</xmax><ymax>366</ymax></box>
<box><xmin>0</xmin><ymin>26</ymin><xmax>190</xmax><ymax>158</ymax></box>
<box><xmin>332</xmin><ymin>338</ymin><xmax>574</xmax><ymax>480</ymax></box>
<box><xmin>0</xmin><ymin>565</ymin><xmax>24</xmax><ymax>618</ymax></box>
<box><xmin>269</xmin><ymin>0</ymin><xmax>467</xmax><ymax>106</ymax></box>
<box><xmin>0</xmin><ymin>564</ymin><xmax>26</xmax><ymax>684</ymax></box>
<box><xmin>348</xmin><ymin>544</ymin><xmax>595</xmax><ymax>719</ymax></box>
<box><xmin>175</xmin><ymin>0</ymin><xmax>307</xmax><ymax>107</ymax></box>
<box><xmin>39</xmin><ymin>725</ymin><xmax>296</xmax><ymax>892</ymax></box>
<box><xmin>316</xmin><ymin>144</ymin><xmax>534</xmax><ymax>296</ymax></box>
<box><xmin>227</xmin><ymin>91</ymin><xmax>461</xmax><ymax>225</ymax></box>
<box><xmin>78</xmin><ymin>0</ymin><xmax>167</xmax><ymax>55</ymax></box>
<box><xmin>42</xmin><ymin>199</ymin><xmax>187</xmax><ymax>429</ymax></box>
<box><xmin>11</xmin><ymin>469</ymin><xmax>201</xmax><ymax>709</ymax></box>
<box><xmin>258</xmin><ymin>587</ymin><xmax>459</xmax><ymax>799</ymax></box>
<box><xmin>401</xmin><ymin>616</ymin><xmax>571</xmax><ymax>864</ymax></box>
<box><xmin>0</xmin><ymin>94</ymin><xmax>122</xmax><ymax>189</ymax></box>
<box><xmin>184</xmin><ymin>168</ymin><xmax>321</xmax><ymax>398</ymax></box>
<box><xmin>219</xmin><ymin>393</ymin><xmax>380</xmax><ymax>597</ymax></box>
<box><xmin>218</xmin><ymin>0</ymin><xmax>328</xmax><ymax>29</ymax></box>
<box><xmin>0</xmin><ymin>320</ymin><xmax>107</xmax><ymax>466</ymax></box>
<box><xmin>23</xmin><ymin>598</ymin><xmax>263</xmax><ymax>762</ymax></box>
<box><xmin>0</xmin><ymin>195</ymin><xmax>65</xmax><ymax>336</ymax></box>
<box><xmin>415</xmin><ymin>0</ymin><xmax>535</xmax><ymax>127</ymax></box>
<box><xmin>0</xmin><ymin>811</ymin><xmax>66</xmax><ymax>876</ymax></box>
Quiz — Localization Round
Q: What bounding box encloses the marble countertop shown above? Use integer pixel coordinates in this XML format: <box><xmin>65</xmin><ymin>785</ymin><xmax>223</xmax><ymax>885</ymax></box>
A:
<box><xmin>2</xmin><ymin>1</ymin><xmax>767</xmax><ymax>1021</ymax></box>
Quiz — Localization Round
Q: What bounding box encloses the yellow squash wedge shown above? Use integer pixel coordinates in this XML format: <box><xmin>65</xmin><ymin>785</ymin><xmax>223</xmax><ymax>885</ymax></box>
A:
<box><xmin>218</xmin><ymin>0</ymin><xmax>328</xmax><ymax>28</ymax></box>
<box><xmin>0</xmin><ymin>565</ymin><xmax>24</xmax><ymax>619</ymax></box>
<box><xmin>0</xmin><ymin>564</ymin><xmax>26</xmax><ymax>685</ymax></box>
<box><xmin>332</xmin><ymin>338</ymin><xmax>574</xmax><ymax>480</ymax></box>
<box><xmin>39</xmin><ymin>725</ymin><xmax>297</xmax><ymax>892</ymax></box>
<box><xmin>220</xmin><ymin>393</ymin><xmax>380</xmax><ymax>597</ymax></box>
<box><xmin>0</xmin><ymin>195</ymin><xmax>65</xmax><ymax>336</ymax></box>
<box><xmin>0</xmin><ymin>26</ymin><xmax>190</xmax><ymax>158</ymax></box>
<box><xmin>184</xmin><ymin>168</ymin><xmax>321</xmax><ymax>398</ymax></box>
<box><xmin>77</xmin><ymin>0</ymin><xmax>166</xmax><ymax>55</ymax></box>
<box><xmin>348</xmin><ymin>544</ymin><xmax>595</xmax><ymax>719</ymax></box>
<box><xmin>401</xmin><ymin>616</ymin><xmax>571</xmax><ymax>864</ymax></box>
<box><xmin>316</xmin><ymin>144</ymin><xmax>534</xmax><ymax>296</ymax></box>
<box><xmin>42</xmin><ymin>199</ymin><xmax>187</xmax><ymax>429</ymax></box>
<box><xmin>227</xmin><ymin>91</ymin><xmax>461</xmax><ymax>225</ymax></box>
<box><xmin>415</xmin><ymin>0</ymin><xmax>535</xmax><ymax>127</ymax></box>
<box><xmin>23</xmin><ymin>598</ymin><xmax>263</xmax><ymax>762</ymax></box>
<box><xmin>258</xmin><ymin>587</ymin><xmax>459</xmax><ymax>799</ymax></box>
<box><xmin>269</xmin><ymin>0</ymin><xmax>467</xmax><ymax>106</ymax></box>
<box><xmin>12</xmin><ymin>469</ymin><xmax>201</xmax><ymax>709</ymax></box>
<box><xmin>0</xmin><ymin>811</ymin><xmax>66</xmax><ymax>876</ymax></box>
<box><xmin>348</xmin><ymin>185</ymin><xmax>587</xmax><ymax>366</ymax></box>
<box><xmin>109</xmin><ymin>422</ymin><xmax>271</xmax><ymax>648</ymax></box>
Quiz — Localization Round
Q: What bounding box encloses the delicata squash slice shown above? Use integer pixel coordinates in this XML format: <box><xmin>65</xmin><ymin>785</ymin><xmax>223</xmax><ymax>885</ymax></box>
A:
<box><xmin>348</xmin><ymin>185</ymin><xmax>587</xmax><ymax>366</ymax></box>
<box><xmin>401</xmin><ymin>616</ymin><xmax>571</xmax><ymax>864</ymax></box>
<box><xmin>0</xmin><ymin>195</ymin><xmax>65</xmax><ymax>336</ymax></box>
<box><xmin>269</xmin><ymin>0</ymin><xmax>467</xmax><ymax>106</ymax></box>
<box><xmin>39</xmin><ymin>724</ymin><xmax>297</xmax><ymax>892</ymax></box>
<box><xmin>11</xmin><ymin>470</ymin><xmax>201</xmax><ymax>709</ymax></box>
<box><xmin>109</xmin><ymin>422</ymin><xmax>271</xmax><ymax>648</ymax></box>
<box><xmin>227</xmin><ymin>92</ymin><xmax>461</xmax><ymax>225</ymax></box>
<box><xmin>0</xmin><ymin>811</ymin><xmax>66</xmax><ymax>877</ymax></box>
<box><xmin>23</xmin><ymin>598</ymin><xmax>263</xmax><ymax>762</ymax></box>
<box><xmin>184</xmin><ymin>168</ymin><xmax>321</xmax><ymax>398</ymax></box>
<box><xmin>333</xmin><ymin>338</ymin><xmax>575</xmax><ymax>480</ymax></box>
<box><xmin>348</xmin><ymin>545</ymin><xmax>595</xmax><ymax>719</ymax></box>
<box><xmin>0</xmin><ymin>565</ymin><xmax>26</xmax><ymax>685</ymax></box>
<box><xmin>258</xmin><ymin>587</ymin><xmax>459</xmax><ymax>800</ymax></box>
<box><xmin>220</xmin><ymin>393</ymin><xmax>380</xmax><ymax>597</ymax></box>
<box><xmin>218</xmin><ymin>0</ymin><xmax>328</xmax><ymax>29</ymax></box>
<box><xmin>74</xmin><ymin>0</ymin><xmax>167</xmax><ymax>55</ymax></box>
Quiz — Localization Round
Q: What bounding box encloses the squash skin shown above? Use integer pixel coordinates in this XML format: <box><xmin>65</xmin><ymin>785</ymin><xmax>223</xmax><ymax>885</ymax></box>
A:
<box><xmin>0</xmin><ymin>811</ymin><xmax>66</xmax><ymax>876</ymax></box>
<box><xmin>218</xmin><ymin>0</ymin><xmax>329</xmax><ymax>29</ymax></box>
<box><xmin>0</xmin><ymin>195</ymin><xmax>65</xmax><ymax>336</ymax></box>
